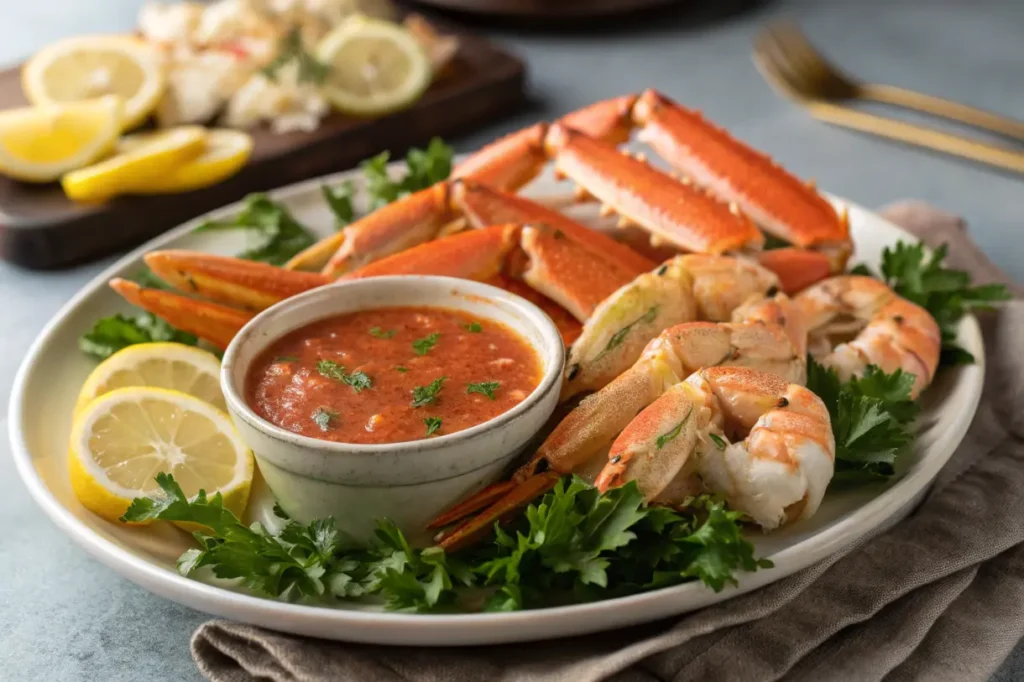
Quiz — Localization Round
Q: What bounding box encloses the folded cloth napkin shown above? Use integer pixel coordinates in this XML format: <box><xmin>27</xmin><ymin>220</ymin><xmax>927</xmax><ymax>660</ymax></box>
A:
<box><xmin>192</xmin><ymin>201</ymin><xmax>1024</xmax><ymax>682</ymax></box>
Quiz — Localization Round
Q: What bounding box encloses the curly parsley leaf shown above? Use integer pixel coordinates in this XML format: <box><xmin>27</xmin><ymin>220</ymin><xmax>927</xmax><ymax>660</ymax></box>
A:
<box><xmin>867</xmin><ymin>241</ymin><xmax>1010</xmax><ymax>365</ymax></box>
<box><xmin>462</xmin><ymin>321</ymin><xmax>483</xmax><ymax>333</ymax></box>
<box><xmin>369</xmin><ymin>327</ymin><xmax>397</xmax><ymax>339</ymax></box>
<box><xmin>128</xmin><ymin>474</ymin><xmax>767</xmax><ymax>613</ymax></box>
<box><xmin>466</xmin><ymin>381</ymin><xmax>500</xmax><ymax>400</ymax></box>
<box><xmin>312</xmin><ymin>407</ymin><xmax>339</xmax><ymax>432</ymax></box>
<box><xmin>79</xmin><ymin>312</ymin><xmax>199</xmax><ymax>360</ymax></box>
<box><xmin>316</xmin><ymin>360</ymin><xmax>372</xmax><ymax>392</ymax></box>
<box><xmin>361</xmin><ymin>138</ymin><xmax>453</xmax><ymax>211</ymax></box>
<box><xmin>411</xmin><ymin>376</ymin><xmax>447</xmax><ymax>408</ymax></box>
<box><xmin>195</xmin><ymin>193</ymin><xmax>316</xmax><ymax>266</ymax></box>
<box><xmin>806</xmin><ymin>357</ymin><xmax>916</xmax><ymax>484</ymax></box>
<box><xmin>412</xmin><ymin>332</ymin><xmax>440</xmax><ymax>356</ymax></box>
<box><xmin>423</xmin><ymin>417</ymin><xmax>442</xmax><ymax>436</ymax></box>
<box><xmin>321</xmin><ymin>181</ymin><xmax>355</xmax><ymax>227</ymax></box>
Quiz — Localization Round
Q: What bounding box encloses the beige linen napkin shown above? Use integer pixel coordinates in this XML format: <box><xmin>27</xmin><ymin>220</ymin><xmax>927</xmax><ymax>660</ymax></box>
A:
<box><xmin>192</xmin><ymin>202</ymin><xmax>1024</xmax><ymax>682</ymax></box>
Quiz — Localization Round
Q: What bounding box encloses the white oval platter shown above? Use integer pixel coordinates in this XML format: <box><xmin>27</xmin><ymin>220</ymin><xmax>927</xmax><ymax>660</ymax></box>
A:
<box><xmin>9</xmin><ymin>163</ymin><xmax>984</xmax><ymax>646</ymax></box>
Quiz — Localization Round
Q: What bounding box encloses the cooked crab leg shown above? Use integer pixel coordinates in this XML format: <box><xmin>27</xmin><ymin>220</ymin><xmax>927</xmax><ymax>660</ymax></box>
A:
<box><xmin>432</xmin><ymin>294</ymin><xmax>808</xmax><ymax>550</ymax></box>
<box><xmin>453</xmin><ymin>89</ymin><xmax>851</xmax><ymax>278</ymax></box>
<box><xmin>108</xmin><ymin>279</ymin><xmax>255</xmax><ymax>350</ymax></box>
<box><xmin>124</xmin><ymin>221</ymin><xmax>647</xmax><ymax>348</ymax></box>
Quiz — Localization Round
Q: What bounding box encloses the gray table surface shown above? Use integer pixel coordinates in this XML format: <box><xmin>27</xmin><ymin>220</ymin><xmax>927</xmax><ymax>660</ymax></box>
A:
<box><xmin>2</xmin><ymin>0</ymin><xmax>1023</xmax><ymax>680</ymax></box>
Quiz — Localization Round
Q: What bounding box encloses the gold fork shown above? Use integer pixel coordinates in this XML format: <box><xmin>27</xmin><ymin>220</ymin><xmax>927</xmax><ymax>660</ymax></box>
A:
<box><xmin>753</xmin><ymin>23</ymin><xmax>1024</xmax><ymax>174</ymax></box>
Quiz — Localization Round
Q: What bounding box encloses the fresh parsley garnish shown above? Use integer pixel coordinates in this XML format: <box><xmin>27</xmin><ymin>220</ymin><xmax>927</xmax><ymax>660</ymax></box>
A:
<box><xmin>79</xmin><ymin>312</ymin><xmax>199</xmax><ymax>360</ymax></box>
<box><xmin>361</xmin><ymin>138</ymin><xmax>453</xmax><ymax>211</ymax></box>
<box><xmin>312</xmin><ymin>407</ymin><xmax>339</xmax><ymax>432</ymax></box>
<box><xmin>806</xmin><ymin>357</ymin><xmax>918</xmax><ymax>484</ymax></box>
<box><xmin>275</xmin><ymin>355</ymin><xmax>299</xmax><ymax>363</ymax></box>
<box><xmin>656</xmin><ymin>408</ymin><xmax>692</xmax><ymax>449</ymax></box>
<box><xmin>854</xmin><ymin>241</ymin><xmax>1010</xmax><ymax>365</ymax></box>
<box><xmin>596</xmin><ymin>306</ymin><xmax>658</xmax><ymax>361</ymax></box>
<box><xmin>423</xmin><ymin>417</ymin><xmax>443</xmax><ymax>437</ymax></box>
<box><xmin>411</xmin><ymin>376</ymin><xmax>447</xmax><ymax>408</ymax></box>
<box><xmin>395</xmin><ymin>366</ymin><xmax>409</xmax><ymax>373</ymax></box>
<box><xmin>462</xmin><ymin>322</ymin><xmax>483</xmax><ymax>333</ymax></box>
<box><xmin>195</xmin><ymin>193</ymin><xmax>316</xmax><ymax>266</ymax></box>
<box><xmin>412</xmin><ymin>332</ymin><xmax>440</xmax><ymax>356</ymax></box>
<box><xmin>321</xmin><ymin>181</ymin><xmax>355</xmax><ymax>228</ymax></box>
<box><xmin>466</xmin><ymin>381</ymin><xmax>500</xmax><ymax>400</ymax></box>
<box><xmin>121</xmin><ymin>473</ymin><xmax>471</xmax><ymax>611</ymax></box>
<box><xmin>316</xmin><ymin>359</ymin><xmax>346</xmax><ymax>381</ymax></box>
<box><xmin>262</xmin><ymin>26</ymin><xmax>329</xmax><ymax>85</ymax></box>
<box><xmin>708</xmin><ymin>433</ymin><xmax>727</xmax><ymax>450</ymax></box>
<box><xmin>124</xmin><ymin>473</ymin><xmax>768</xmax><ymax>613</ymax></box>
<box><xmin>370</xmin><ymin>327</ymin><xmax>397</xmax><ymax>339</ymax></box>
<box><xmin>343</xmin><ymin>370</ymin><xmax>372</xmax><ymax>393</ymax></box>
<box><xmin>316</xmin><ymin>360</ymin><xmax>372</xmax><ymax>392</ymax></box>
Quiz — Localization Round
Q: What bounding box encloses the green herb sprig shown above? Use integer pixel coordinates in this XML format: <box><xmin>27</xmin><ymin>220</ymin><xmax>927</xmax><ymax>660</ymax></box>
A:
<box><xmin>466</xmin><ymin>381</ymin><xmax>500</xmax><ymax>400</ymax></box>
<box><xmin>411</xmin><ymin>376</ymin><xmax>447</xmax><ymax>408</ymax></box>
<box><xmin>122</xmin><ymin>474</ymin><xmax>769</xmax><ymax>613</ymax></box>
<box><xmin>195</xmin><ymin>193</ymin><xmax>316</xmax><ymax>266</ymax></box>
<box><xmin>852</xmin><ymin>241</ymin><xmax>1010</xmax><ymax>365</ymax></box>
<box><xmin>79</xmin><ymin>313</ymin><xmax>199</xmax><ymax>360</ymax></box>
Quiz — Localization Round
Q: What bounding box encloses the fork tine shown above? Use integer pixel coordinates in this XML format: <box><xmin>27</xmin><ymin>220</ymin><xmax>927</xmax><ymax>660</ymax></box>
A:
<box><xmin>755</xmin><ymin>29</ymin><xmax>819</xmax><ymax>97</ymax></box>
<box><xmin>766</xmin><ymin>25</ymin><xmax>828</xmax><ymax>92</ymax></box>
<box><xmin>752</xmin><ymin>33</ymin><xmax>809</xmax><ymax>102</ymax></box>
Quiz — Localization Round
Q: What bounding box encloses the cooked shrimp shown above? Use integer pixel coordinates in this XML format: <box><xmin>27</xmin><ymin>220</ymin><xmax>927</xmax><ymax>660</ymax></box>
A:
<box><xmin>532</xmin><ymin>293</ymin><xmax>807</xmax><ymax>484</ymax></box>
<box><xmin>597</xmin><ymin>366</ymin><xmax>835</xmax><ymax>529</ymax></box>
<box><xmin>562</xmin><ymin>254</ymin><xmax>780</xmax><ymax>401</ymax></box>
<box><xmin>796</xmin><ymin>275</ymin><xmax>941</xmax><ymax>397</ymax></box>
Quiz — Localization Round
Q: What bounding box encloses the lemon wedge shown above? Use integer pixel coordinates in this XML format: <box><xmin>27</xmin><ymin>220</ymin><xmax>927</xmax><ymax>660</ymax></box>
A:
<box><xmin>0</xmin><ymin>96</ymin><xmax>121</xmax><ymax>182</ymax></box>
<box><xmin>117</xmin><ymin>128</ymin><xmax>254</xmax><ymax>194</ymax></box>
<box><xmin>62</xmin><ymin>125</ymin><xmax>207</xmax><ymax>202</ymax></box>
<box><xmin>75</xmin><ymin>342</ymin><xmax>225</xmax><ymax>416</ymax></box>
<box><xmin>69</xmin><ymin>386</ymin><xmax>253</xmax><ymax>524</ymax></box>
<box><xmin>316</xmin><ymin>16</ymin><xmax>432</xmax><ymax>117</ymax></box>
<box><xmin>23</xmin><ymin>35</ymin><xmax>165</xmax><ymax>130</ymax></box>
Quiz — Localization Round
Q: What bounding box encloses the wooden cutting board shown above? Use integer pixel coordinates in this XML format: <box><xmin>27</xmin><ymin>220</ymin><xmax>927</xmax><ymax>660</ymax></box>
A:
<box><xmin>0</xmin><ymin>28</ymin><xmax>526</xmax><ymax>270</ymax></box>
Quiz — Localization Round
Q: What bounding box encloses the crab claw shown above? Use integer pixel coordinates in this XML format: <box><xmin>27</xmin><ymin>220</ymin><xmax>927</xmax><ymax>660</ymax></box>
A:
<box><xmin>755</xmin><ymin>247</ymin><xmax>832</xmax><ymax>294</ymax></box>
<box><xmin>109</xmin><ymin>278</ymin><xmax>253</xmax><ymax>349</ymax></box>
<box><xmin>145</xmin><ymin>251</ymin><xmax>330</xmax><ymax>310</ymax></box>
<box><xmin>435</xmin><ymin>472</ymin><xmax>561</xmax><ymax>552</ymax></box>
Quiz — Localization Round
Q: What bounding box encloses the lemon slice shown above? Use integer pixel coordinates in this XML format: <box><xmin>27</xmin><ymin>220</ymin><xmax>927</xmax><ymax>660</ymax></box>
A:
<box><xmin>117</xmin><ymin>128</ymin><xmax>254</xmax><ymax>194</ymax></box>
<box><xmin>69</xmin><ymin>386</ymin><xmax>253</xmax><ymax>524</ymax></box>
<box><xmin>75</xmin><ymin>342</ymin><xmax>225</xmax><ymax>416</ymax></box>
<box><xmin>316</xmin><ymin>16</ymin><xmax>432</xmax><ymax>116</ymax></box>
<box><xmin>0</xmin><ymin>96</ymin><xmax>121</xmax><ymax>182</ymax></box>
<box><xmin>62</xmin><ymin>125</ymin><xmax>207</xmax><ymax>202</ymax></box>
<box><xmin>23</xmin><ymin>35</ymin><xmax>165</xmax><ymax>130</ymax></box>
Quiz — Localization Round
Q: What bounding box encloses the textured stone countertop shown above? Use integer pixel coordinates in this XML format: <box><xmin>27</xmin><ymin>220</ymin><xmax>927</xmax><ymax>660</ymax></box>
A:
<box><xmin>1</xmin><ymin>0</ymin><xmax>1022</xmax><ymax>679</ymax></box>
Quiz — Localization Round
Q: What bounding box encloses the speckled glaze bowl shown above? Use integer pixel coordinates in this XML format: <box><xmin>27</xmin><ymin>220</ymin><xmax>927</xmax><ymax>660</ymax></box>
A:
<box><xmin>220</xmin><ymin>275</ymin><xmax>565</xmax><ymax>544</ymax></box>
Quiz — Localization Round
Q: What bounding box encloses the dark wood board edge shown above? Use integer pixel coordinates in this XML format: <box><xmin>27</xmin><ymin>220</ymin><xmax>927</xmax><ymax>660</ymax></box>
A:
<box><xmin>0</xmin><ymin>28</ymin><xmax>526</xmax><ymax>270</ymax></box>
